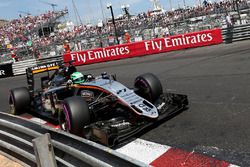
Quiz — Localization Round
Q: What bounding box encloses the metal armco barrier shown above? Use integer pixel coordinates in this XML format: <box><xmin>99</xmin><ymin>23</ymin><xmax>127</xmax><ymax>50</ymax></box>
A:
<box><xmin>0</xmin><ymin>112</ymin><xmax>148</xmax><ymax>167</ymax></box>
<box><xmin>11</xmin><ymin>56</ymin><xmax>63</xmax><ymax>76</ymax></box>
<box><xmin>32</xmin><ymin>133</ymin><xmax>57</xmax><ymax>167</ymax></box>
<box><xmin>37</xmin><ymin>56</ymin><xmax>63</xmax><ymax>65</ymax></box>
<box><xmin>12</xmin><ymin>59</ymin><xmax>37</xmax><ymax>76</ymax></box>
<box><xmin>5</xmin><ymin>25</ymin><xmax>250</xmax><ymax>77</ymax></box>
<box><xmin>222</xmin><ymin>23</ymin><xmax>250</xmax><ymax>43</ymax></box>
<box><xmin>0</xmin><ymin>63</ymin><xmax>13</xmax><ymax>78</ymax></box>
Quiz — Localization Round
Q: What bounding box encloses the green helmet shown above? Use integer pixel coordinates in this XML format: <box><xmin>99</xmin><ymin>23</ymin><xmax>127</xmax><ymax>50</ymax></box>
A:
<box><xmin>70</xmin><ymin>72</ymin><xmax>85</xmax><ymax>84</ymax></box>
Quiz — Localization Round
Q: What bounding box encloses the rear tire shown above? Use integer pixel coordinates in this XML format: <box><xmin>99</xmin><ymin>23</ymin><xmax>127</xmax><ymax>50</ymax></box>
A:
<box><xmin>134</xmin><ymin>73</ymin><xmax>163</xmax><ymax>103</ymax></box>
<box><xmin>59</xmin><ymin>96</ymin><xmax>90</xmax><ymax>136</ymax></box>
<box><xmin>9</xmin><ymin>87</ymin><xmax>30</xmax><ymax>115</ymax></box>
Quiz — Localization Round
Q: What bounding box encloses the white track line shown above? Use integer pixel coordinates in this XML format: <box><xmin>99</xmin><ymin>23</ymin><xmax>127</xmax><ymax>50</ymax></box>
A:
<box><xmin>29</xmin><ymin>117</ymin><xmax>47</xmax><ymax>124</ymax></box>
<box><xmin>116</xmin><ymin>138</ymin><xmax>171</xmax><ymax>164</ymax></box>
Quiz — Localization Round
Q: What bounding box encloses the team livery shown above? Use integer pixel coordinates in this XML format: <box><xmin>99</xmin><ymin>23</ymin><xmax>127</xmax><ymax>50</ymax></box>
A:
<box><xmin>9</xmin><ymin>62</ymin><xmax>188</xmax><ymax>146</ymax></box>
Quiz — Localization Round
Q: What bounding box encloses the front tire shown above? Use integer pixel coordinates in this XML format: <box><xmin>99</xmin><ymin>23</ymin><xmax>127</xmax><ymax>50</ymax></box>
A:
<box><xmin>59</xmin><ymin>96</ymin><xmax>90</xmax><ymax>136</ymax></box>
<box><xmin>134</xmin><ymin>73</ymin><xmax>163</xmax><ymax>103</ymax></box>
<box><xmin>9</xmin><ymin>87</ymin><xmax>30</xmax><ymax>115</ymax></box>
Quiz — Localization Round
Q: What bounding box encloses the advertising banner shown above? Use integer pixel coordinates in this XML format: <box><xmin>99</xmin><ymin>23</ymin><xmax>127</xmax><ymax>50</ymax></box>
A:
<box><xmin>0</xmin><ymin>63</ymin><xmax>13</xmax><ymax>78</ymax></box>
<box><xmin>64</xmin><ymin>29</ymin><xmax>223</xmax><ymax>66</ymax></box>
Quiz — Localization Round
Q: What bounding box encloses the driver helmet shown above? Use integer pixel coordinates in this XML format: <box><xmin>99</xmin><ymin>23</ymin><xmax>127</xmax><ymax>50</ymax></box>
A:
<box><xmin>70</xmin><ymin>72</ymin><xmax>85</xmax><ymax>84</ymax></box>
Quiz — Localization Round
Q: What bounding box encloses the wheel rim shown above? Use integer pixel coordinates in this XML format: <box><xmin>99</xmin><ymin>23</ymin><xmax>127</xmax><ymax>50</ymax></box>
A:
<box><xmin>59</xmin><ymin>110</ymin><xmax>69</xmax><ymax>131</ymax></box>
<box><xmin>59</xmin><ymin>104</ymin><xmax>71</xmax><ymax>132</ymax></box>
<box><xmin>135</xmin><ymin>78</ymin><xmax>152</xmax><ymax>100</ymax></box>
<box><xmin>9</xmin><ymin>104</ymin><xmax>16</xmax><ymax>115</ymax></box>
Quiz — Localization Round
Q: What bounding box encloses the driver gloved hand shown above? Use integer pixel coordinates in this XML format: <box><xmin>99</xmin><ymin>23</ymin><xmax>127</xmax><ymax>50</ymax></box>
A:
<box><xmin>67</xmin><ymin>80</ymin><xmax>73</xmax><ymax>86</ymax></box>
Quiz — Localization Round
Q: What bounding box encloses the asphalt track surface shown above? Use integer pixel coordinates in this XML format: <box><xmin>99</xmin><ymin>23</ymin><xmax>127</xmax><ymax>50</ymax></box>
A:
<box><xmin>0</xmin><ymin>40</ymin><xmax>250</xmax><ymax>166</ymax></box>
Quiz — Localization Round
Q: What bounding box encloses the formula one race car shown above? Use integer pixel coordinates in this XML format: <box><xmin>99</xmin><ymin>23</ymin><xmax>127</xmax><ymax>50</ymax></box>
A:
<box><xmin>9</xmin><ymin>62</ymin><xmax>188</xmax><ymax>146</ymax></box>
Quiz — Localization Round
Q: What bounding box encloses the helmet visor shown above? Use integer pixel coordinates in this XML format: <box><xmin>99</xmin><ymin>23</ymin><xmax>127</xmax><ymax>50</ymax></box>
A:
<box><xmin>73</xmin><ymin>77</ymin><xmax>85</xmax><ymax>84</ymax></box>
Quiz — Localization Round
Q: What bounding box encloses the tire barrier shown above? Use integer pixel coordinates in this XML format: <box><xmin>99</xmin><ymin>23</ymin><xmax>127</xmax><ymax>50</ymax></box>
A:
<box><xmin>0</xmin><ymin>112</ymin><xmax>148</xmax><ymax>167</ymax></box>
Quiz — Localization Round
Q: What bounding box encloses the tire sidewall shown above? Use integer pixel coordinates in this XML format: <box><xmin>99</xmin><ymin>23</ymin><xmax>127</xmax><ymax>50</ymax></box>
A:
<box><xmin>135</xmin><ymin>73</ymin><xmax>163</xmax><ymax>103</ymax></box>
<box><xmin>60</xmin><ymin>96</ymin><xmax>90</xmax><ymax>135</ymax></box>
<box><xmin>9</xmin><ymin>87</ymin><xmax>30</xmax><ymax>115</ymax></box>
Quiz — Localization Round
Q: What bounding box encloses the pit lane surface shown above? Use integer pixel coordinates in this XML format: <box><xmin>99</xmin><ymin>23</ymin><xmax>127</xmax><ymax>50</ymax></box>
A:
<box><xmin>1</xmin><ymin>40</ymin><xmax>250</xmax><ymax>166</ymax></box>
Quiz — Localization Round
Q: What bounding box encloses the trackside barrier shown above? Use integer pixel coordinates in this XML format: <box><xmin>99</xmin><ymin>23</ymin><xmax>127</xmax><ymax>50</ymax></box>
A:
<box><xmin>11</xmin><ymin>56</ymin><xmax>63</xmax><ymax>76</ymax></box>
<box><xmin>12</xmin><ymin>59</ymin><xmax>37</xmax><ymax>76</ymax></box>
<box><xmin>0</xmin><ymin>112</ymin><xmax>149</xmax><ymax>167</ymax></box>
<box><xmin>222</xmin><ymin>23</ymin><xmax>250</xmax><ymax>43</ymax></box>
<box><xmin>5</xmin><ymin>27</ymin><xmax>250</xmax><ymax>77</ymax></box>
<box><xmin>36</xmin><ymin>56</ymin><xmax>63</xmax><ymax>65</ymax></box>
<box><xmin>0</xmin><ymin>63</ymin><xmax>13</xmax><ymax>78</ymax></box>
<box><xmin>64</xmin><ymin>29</ymin><xmax>223</xmax><ymax>66</ymax></box>
<box><xmin>32</xmin><ymin>133</ymin><xmax>57</xmax><ymax>167</ymax></box>
<box><xmin>6</xmin><ymin>26</ymin><xmax>249</xmax><ymax>77</ymax></box>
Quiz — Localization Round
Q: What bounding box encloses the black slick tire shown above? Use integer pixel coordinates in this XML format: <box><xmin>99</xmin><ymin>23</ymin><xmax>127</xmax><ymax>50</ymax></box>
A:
<box><xmin>9</xmin><ymin>87</ymin><xmax>30</xmax><ymax>115</ymax></box>
<box><xmin>60</xmin><ymin>96</ymin><xmax>90</xmax><ymax>135</ymax></box>
<box><xmin>134</xmin><ymin>73</ymin><xmax>163</xmax><ymax>103</ymax></box>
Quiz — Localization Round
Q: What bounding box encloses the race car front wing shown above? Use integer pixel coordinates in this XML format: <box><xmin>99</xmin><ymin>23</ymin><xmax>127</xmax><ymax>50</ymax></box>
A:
<box><xmin>84</xmin><ymin>93</ymin><xmax>188</xmax><ymax>147</ymax></box>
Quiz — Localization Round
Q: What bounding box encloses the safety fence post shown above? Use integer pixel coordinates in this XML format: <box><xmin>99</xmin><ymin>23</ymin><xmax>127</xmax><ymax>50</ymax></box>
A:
<box><xmin>32</xmin><ymin>133</ymin><xmax>57</xmax><ymax>167</ymax></box>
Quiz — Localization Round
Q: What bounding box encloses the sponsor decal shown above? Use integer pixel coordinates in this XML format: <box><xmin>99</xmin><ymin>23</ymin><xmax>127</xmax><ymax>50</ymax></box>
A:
<box><xmin>64</xmin><ymin>29</ymin><xmax>222</xmax><ymax>66</ymax></box>
<box><xmin>0</xmin><ymin>70</ymin><xmax>5</xmax><ymax>76</ymax></box>
<box><xmin>31</xmin><ymin>62</ymin><xmax>59</xmax><ymax>71</ymax></box>
<box><xmin>31</xmin><ymin>62</ymin><xmax>59</xmax><ymax>74</ymax></box>
<box><xmin>144</xmin><ymin>33</ymin><xmax>213</xmax><ymax>51</ymax></box>
<box><xmin>0</xmin><ymin>63</ymin><xmax>13</xmax><ymax>78</ymax></box>
<box><xmin>69</xmin><ymin>46</ymin><xmax>130</xmax><ymax>64</ymax></box>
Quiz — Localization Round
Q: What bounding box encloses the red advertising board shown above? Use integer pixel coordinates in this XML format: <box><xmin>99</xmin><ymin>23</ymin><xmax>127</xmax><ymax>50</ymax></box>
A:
<box><xmin>63</xmin><ymin>29</ymin><xmax>223</xmax><ymax>66</ymax></box>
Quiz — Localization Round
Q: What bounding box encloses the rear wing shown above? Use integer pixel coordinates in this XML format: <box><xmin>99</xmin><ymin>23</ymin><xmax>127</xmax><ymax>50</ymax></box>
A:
<box><xmin>26</xmin><ymin>62</ymin><xmax>61</xmax><ymax>96</ymax></box>
<box><xmin>29</xmin><ymin>62</ymin><xmax>60</xmax><ymax>74</ymax></box>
